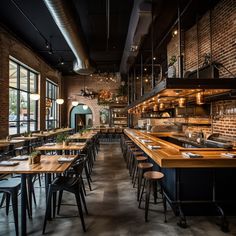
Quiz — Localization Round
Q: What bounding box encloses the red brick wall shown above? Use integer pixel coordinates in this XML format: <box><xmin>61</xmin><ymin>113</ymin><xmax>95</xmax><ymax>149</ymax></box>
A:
<box><xmin>0</xmin><ymin>27</ymin><xmax>63</xmax><ymax>138</ymax></box>
<box><xmin>65</xmin><ymin>75</ymin><xmax>120</xmax><ymax>126</ymax></box>
<box><xmin>166</xmin><ymin>0</ymin><xmax>236</xmax><ymax>141</ymax></box>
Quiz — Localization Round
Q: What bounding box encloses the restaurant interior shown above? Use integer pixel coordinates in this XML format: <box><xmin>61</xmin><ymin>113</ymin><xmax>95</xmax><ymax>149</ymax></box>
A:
<box><xmin>0</xmin><ymin>0</ymin><xmax>236</xmax><ymax>235</ymax></box>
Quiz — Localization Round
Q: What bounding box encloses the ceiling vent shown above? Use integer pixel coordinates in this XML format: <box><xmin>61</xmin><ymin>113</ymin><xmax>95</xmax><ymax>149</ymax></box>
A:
<box><xmin>43</xmin><ymin>0</ymin><xmax>95</xmax><ymax>75</ymax></box>
<box><xmin>120</xmin><ymin>1</ymin><xmax>152</xmax><ymax>74</ymax></box>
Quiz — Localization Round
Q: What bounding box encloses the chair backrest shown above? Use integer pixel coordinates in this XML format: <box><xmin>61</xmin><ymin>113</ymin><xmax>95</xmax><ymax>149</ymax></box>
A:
<box><xmin>72</xmin><ymin>159</ymin><xmax>86</xmax><ymax>176</ymax></box>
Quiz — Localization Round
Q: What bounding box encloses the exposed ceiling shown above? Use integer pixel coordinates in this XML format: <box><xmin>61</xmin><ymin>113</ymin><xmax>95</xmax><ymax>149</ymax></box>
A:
<box><xmin>0</xmin><ymin>0</ymin><xmax>133</xmax><ymax>75</ymax></box>
<box><xmin>0</xmin><ymin>0</ymin><xmax>220</xmax><ymax>76</ymax></box>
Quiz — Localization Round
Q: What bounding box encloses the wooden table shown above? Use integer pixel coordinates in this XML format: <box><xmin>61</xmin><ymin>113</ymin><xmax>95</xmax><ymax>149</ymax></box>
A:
<box><xmin>0</xmin><ymin>155</ymin><xmax>77</xmax><ymax>235</ymax></box>
<box><xmin>12</xmin><ymin>136</ymin><xmax>38</xmax><ymax>141</ymax></box>
<box><xmin>32</xmin><ymin>128</ymin><xmax>74</xmax><ymax>138</ymax></box>
<box><xmin>67</xmin><ymin>131</ymin><xmax>97</xmax><ymax>141</ymax></box>
<box><xmin>35</xmin><ymin>142</ymin><xmax>86</xmax><ymax>153</ymax></box>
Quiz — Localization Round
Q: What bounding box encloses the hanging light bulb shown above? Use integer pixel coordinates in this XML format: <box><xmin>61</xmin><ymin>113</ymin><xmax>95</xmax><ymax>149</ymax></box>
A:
<box><xmin>56</xmin><ymin>98</ymin><xmax>64</xmax><ymax>105</ymax></box>
<box><xmin>178</xmin><ymin>98</ymin><xmax>186</xmax><ymax>107</ymax></box>
<box><xmin>159</xmin><ymin>103</ymin><xmax>165</xmax><ymax>110</ymax></box>
<box><xmin>30</xmin><ymin>93</ymin><xmax>40</xmax><ymax>101</ymax></box>
<box><xmin>72</xmin><ymin>101</ymin><xmax>79</xmax><ymax>106</ymax></box>
<box><xmin>83</xmin><ymin>104</ymin><xmax>88</xmax><ymax>110</ymax></box>
<box><xmin>196</xmin><ymin>92</ymin><xmax>204</xmax><ymax>105</ymax></box>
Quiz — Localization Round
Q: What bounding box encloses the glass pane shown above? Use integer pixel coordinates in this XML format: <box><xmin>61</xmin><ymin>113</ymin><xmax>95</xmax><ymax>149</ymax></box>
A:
<box><xmin>20</xmin><ymin>91</ymin><xmax>28</xmax><ymax>123</ymax></box>
<box><xmin>20</xmin><ymin>121</ymin><xmax>28</xmax><ymax>134</ymax></box>
<box><xmin>30</xmin><ymin>72</ymin><xmax>37</xmax><ymax>93</ymax></box>
<box><xmin>30</xmin><ymin>99</ymin><xmax>36</xmax><ymax>121</ymax></box>
<box><xmin>9</xmin><ymin>61</ymin><xmax>18</xmax><ymax>88</ymax></box>
<box><xmin>30</xmin><ymin>122</ymin><xmax>36</xmax><ymax>132</ymax></box>
<box><xmin>9</xmin><ymin>88</ymin><xmax>18</xmax><ymax>135</ymax></box>
<box><xmin>20</xmin><ymin>67</ymin><xmax>28</xmax><ymax>91</ymax></box>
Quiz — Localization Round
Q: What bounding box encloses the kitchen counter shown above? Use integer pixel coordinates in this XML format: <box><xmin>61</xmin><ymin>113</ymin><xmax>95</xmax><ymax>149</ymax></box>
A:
<box><xmin>124</xmin><ymin>128</ymin><xmax>236</xmax><ymax>168</ymax></box>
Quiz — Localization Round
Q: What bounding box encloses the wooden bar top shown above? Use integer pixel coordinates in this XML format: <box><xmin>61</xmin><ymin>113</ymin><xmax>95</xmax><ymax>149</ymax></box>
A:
<box><xmin>124</xmin><ymin>128</ymin><xmax>236</xmax><ymax>168</ymax></box>
<box><xmin>0</xmin><ymin>155</ymin><xmax>77</xmax><ymax>174</ymax></box>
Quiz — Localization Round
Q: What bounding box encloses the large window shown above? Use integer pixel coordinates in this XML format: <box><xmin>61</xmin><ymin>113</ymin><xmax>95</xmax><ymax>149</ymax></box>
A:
<box><xmin>9</xmin><ymin>59</ymin><xmax>39</xmax><ymax>135</ymax></box>
<box><xmin>45</xmin><ymin>79</ymin><xmax>58</xmax><ymax>129</ymax></box>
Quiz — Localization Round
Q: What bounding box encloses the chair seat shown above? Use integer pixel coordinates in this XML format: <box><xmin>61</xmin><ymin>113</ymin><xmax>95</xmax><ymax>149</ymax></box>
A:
<box><xmin>136</xmin><ymin>156</ymin><xmax>147</xmax><ymax>161</ymax></box>
<box><xmin>144</xmin><ymin>171</ymin><xmax>164</xmax><ymax>180</ymax></box>
<box><xmin>0</xmin><ymin>178</ymin><xmax>21</xmax><ymax>189</ymax></box>
<box><xmin>133</xmin><ymin>151</ymin><xmax>143</xmax><ymax>156</ymax></box>
<box><xmin>138</xmin><ymin>163</ymin><xmax>153</xmax><ymax>169</ymax></box>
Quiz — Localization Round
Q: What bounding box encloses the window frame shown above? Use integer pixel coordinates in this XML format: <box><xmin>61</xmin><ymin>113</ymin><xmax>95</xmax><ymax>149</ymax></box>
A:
<box><xmin>9</xmin><ymin>58</ymin><xmax>39</xmax><ymax>135</ymax></box>
<box><xmin>45</xmin><ymin>79</ymin><xmax>59</xmax><ymax>130</ymax></box>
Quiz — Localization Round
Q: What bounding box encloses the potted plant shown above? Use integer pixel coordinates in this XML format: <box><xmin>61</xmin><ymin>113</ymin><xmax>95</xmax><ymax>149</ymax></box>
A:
<box><xmin>29</xmin><ymin>151</ymin><xmax>41</xmax><ymax>164</ymax></box>
<box><xmin>167</xmin><ymin>55</ymin><xmax>177</xmax><ymax>78</ymax></box>
<box><xmin>78</xmin><ymin>129</ymin><xmax>84</xmax><ymax>137</ymax></box>
<box><xmin>56</xmin><ymin>133</ymin><xmax>69</xmax><ymax>146</ymax></box>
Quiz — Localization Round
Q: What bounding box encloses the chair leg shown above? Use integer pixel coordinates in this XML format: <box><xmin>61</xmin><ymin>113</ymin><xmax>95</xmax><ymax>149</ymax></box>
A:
<box><xmin>6</xmin><ymin>193</ymin><xmax>10</xmax><ymax>215</ymax></box>
<box><xmin>81</xmin><ymin>177</ymin><xmax>87</xmax><ymax>196</ymax></box>
<box><xmin>43</xmin><ymin>185</ymin><xmax>53</xmax><ymax>234</ymax></box>
<box><xmin>52</xmin><ymin>192</ymin><xmax>57</xmax><ymax>218</ymax></box>
<box><xmin>12</xmin><ymin>190</ymin><xmax>19</xmax><ymax>236</ymax></box>
<box><xmin>57</xmin><ymin>190</ymin><xmax>63</xmax><ymax>215</ymax></box>
<box><xmin>145</xmin><ymin>180</ymin><xmax>151</xmax><ymax>222</ymax></box>
<box><xmin>79</xmin><ymin>185</ymin><xmax>88</xmax><ymax>215</ymax></box>
<box><xmin>138</xmin><ymin>178</ymin><xmax>146</xmax><ymax>208</ymax></box>
<box><xmin>75</xmin><ymin>190</ymin><xmax>86</xmax><ymax>232</ymax></box>
<box><xmin>0</xmin><ymin>193</ymin><xmax>6</xmax><ymax>207</ymax></box>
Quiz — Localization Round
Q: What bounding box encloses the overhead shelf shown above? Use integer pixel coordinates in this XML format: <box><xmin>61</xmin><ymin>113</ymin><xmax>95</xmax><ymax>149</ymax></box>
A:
<box><xmin>128</xmin><ymin>78</ymin><xmax>236</xmax><ymax>110</ymax></box>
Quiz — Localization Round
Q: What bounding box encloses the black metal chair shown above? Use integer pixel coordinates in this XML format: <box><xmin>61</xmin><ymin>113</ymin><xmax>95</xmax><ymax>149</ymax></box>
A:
<box><xmin>42</xmin><ymin>161</ymin><xmax>87</xmax><ymax>234</ymax></box>
<box><xmin>0</xmin><ymin>178</ymin><xmax>21</xmax><ymax>236</ymax></box>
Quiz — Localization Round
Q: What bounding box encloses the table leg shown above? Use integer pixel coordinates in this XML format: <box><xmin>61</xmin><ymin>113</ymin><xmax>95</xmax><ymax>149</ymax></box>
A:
<box><xmin>21</xmin><ymin>174</ymin><xmax>27</xmax><ymax>235</ymax></box>
<box><xmin>45</xmin><ymin>173</ymin><xmax>52</xmax><ymax>219</ymax></box>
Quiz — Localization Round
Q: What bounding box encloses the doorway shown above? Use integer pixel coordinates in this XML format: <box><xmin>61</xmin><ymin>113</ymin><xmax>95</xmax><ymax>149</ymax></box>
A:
<box><xmin>70</xmin><ymin>104</ymin><xmax>93</xmax><ymax>132</ymax></box>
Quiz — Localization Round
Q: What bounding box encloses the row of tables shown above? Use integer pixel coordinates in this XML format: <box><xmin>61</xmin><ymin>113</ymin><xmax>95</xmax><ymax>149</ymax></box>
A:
<box><xmin>0</xmin><ymin>129</ymin><xmax>98</xmax><ymax>235</ymax></box>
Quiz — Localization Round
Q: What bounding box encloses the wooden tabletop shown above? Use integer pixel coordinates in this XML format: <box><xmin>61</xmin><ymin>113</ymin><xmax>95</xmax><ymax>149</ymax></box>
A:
<box><xmin>0</xmin><ymin>139</ymin><xmax>25</xmax><ymax>144</ymax></box>
<box><xmin>32</xmin><ymin>128</ymin><xmax>73</xmax><ymax>137</ymax></box>
<box><xmin>13</xmin><ymin>136</ymin><xmax>38</xmax><ymax>141</ymax></box>
<box><xmin>35</xmin><ymin>142</ymin><xmax>86</xmax><ymax>151</ymax></box>
<box><xmin>124</xmin><ymin>128</ymin><xmax>236</xmax><ymax>168</ymax></box>
<box><xmin>68</xmin><ymin>131</ymin><xmax>97</xmax><ymax>140</ymax></box>
<box><xmin>0</xmin><ymin>155</ymin><xmax>77</xmax><ymax>174</ymax></box>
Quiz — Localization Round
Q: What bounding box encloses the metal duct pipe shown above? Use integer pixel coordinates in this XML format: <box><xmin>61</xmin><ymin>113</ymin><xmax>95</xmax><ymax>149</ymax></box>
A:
<box><xmin>43</xmin><ymin>0</ymin><xmax>94</xmax><ymax>75</ymax></box>
<box><xmin>120</xmin><ymin>0</ymin><xmax>152</xmax><ymax>74</ymax></box>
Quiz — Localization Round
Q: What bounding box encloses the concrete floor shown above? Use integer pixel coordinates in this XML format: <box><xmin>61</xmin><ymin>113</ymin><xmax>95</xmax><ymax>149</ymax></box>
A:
<box><xmin>1</xmin><ymin>142</ymin><xmax>236</xmax><ymax>236</ymax></box>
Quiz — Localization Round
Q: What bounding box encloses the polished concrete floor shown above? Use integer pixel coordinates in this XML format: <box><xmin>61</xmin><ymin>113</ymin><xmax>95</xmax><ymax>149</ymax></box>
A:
<box><xmin>1</xmin><ymin>142</ymin><xmax>236</xmax><ymax>236</ymax></box>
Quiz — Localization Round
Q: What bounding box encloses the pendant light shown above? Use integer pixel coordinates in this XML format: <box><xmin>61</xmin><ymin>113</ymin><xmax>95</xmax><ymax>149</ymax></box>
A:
<box><xmin>72</xmin><ymin>101</ymin><xmax>79</xmax><ymax>106</ymax></box>
<box><xmin>83</xmin><ymin>104</ymin><xmax>88</xmax><ymax>110</ymax></box>
<box><xmin>30</xmin><ymin>93</ymin><xmax>40</xmax><ymax>101</ymax></box>
<box><xmin>56</xmin><ymin>98</ymin><xmax>64</xmax><ymax>105</ymax></box>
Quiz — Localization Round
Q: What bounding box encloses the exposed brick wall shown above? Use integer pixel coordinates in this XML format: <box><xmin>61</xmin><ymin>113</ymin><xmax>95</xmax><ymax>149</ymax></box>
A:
<box><xmin>0</xmin><ymin>27</ymin><xmax>63</xmax><ymax>138</ymax></box>
<box><xmin>65</xmin><ymin>75</ymin><xmax>120</xmax><ymax>127</ymax></box>
<box><xmin>166</xmin><ymin>0</ymin><xmax>236</xmax><ymax>141</ymax></box>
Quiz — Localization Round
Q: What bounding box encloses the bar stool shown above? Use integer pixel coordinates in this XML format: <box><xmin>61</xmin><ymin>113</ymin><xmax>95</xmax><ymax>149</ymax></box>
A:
<box><xmin>132</xmin><ymin>156</ymin><xmax>148</xmax><ymax>187</ymax></box>
<box><xmin>137</xmin><ymin>162</ymin><xmax>153</xmax><ymax>201</ymax></box>
<box><xmin>127</xmin><ymin>147</ymin><xmax>140</xmax><ymax>171</ymax></box>
<box><xmin>139</xmin><ymin>171</ymin><xmax>166</xmax><ymax>222</ymax></box>
<box><xmin>129</xmin><ymin>151</ymin><xmax>144</xmax><ymax>176</ymax></box>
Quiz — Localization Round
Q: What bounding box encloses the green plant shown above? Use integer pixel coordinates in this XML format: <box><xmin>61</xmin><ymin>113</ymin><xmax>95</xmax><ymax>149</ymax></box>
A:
<box><xmin>56</xmin><ymin>133</ymin><xmax>68</xmax><ymax>143</ymax></box>
<box><xmin>169</xmin><ymin>55</ymin><xmax>177</xmax><ymax>66</ymax></box>
<box><xmin>30</xmin><ymin>151</ymin><xmax>41</xmax><ymax>157</ymax></box>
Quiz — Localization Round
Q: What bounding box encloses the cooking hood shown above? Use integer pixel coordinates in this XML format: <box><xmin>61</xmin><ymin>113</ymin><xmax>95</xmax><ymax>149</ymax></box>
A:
<box><xmin>128</xmin><ymin>78</ymin><xmax>236</xmax><ymax>110</ymax></box>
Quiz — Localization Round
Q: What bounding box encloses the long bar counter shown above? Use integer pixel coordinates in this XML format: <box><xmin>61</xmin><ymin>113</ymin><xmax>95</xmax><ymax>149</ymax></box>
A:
<box><xmin>124</xmin><ymin>128</ymin><xmax>236</xmax><ymax>231</ymax></box>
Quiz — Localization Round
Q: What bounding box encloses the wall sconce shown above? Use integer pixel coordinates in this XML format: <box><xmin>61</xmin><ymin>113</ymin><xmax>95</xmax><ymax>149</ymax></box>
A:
<box><xmin>159</xmin><ymin>103</ymin><xmax>165</xmax><ymax>110</ymax></box>
<box><xmin>56</xmin><ymin>98</ymin><xmax>64</xmax><ymax>105</ymax></box>
<box><xmin>72</xmin><ymin>100</ymin><xmax>79</xmax><ymax>106</ymax></box>
<box><xmin>172</xmin><ymin>29</ymin><xmax>178</xmax><ymax>37</ymax></box>
<box><xmin>178</xmin><ymin>98</ymin><xmax>186</xmax><ymax>107</ymax></box>
<box><xmin>153</xmin><ymin>104</ymin><xmax>158</xmax><ymax>111</ymax></box>
<box><xmin>30</xmin><ymin>93</ymin><xmax>40</xmax><ymax>101</ymax></box>
<box><xmin>83</xmin><ymin>104</ymin><xmax>88</xmax><ymax>110</ymax></box>
<box><xmin>196</xmin><ymin>92</ymin><xmax>204</xmax><ymax>105</ymax></box>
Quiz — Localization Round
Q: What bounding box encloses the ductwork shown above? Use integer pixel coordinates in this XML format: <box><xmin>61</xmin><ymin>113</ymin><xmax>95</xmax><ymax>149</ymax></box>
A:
<box><xmin>120</xmin><ymin>1</ymin><xmax>152</xmax><ymax>74</ymax></box>
<box><xmin>43</xmin><ymin>0</ymin><xmax>94</xmax><ymax>75</ymax></box>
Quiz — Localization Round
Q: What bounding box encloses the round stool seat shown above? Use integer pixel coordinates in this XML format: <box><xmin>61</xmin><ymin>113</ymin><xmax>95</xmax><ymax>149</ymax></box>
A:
<box><xmin>138</xmin><ymin>163</ymin><xmax>153</xmax><ymax>169</ymax></box>
<box><xmin>133</xmin><ymin>151</ymin><xmax>143</xmax><ymax>156</ymax></box>
<box><xmin>144</xmin><ymin>171</ymin><xmax>164</xmax><ymax>180</ymax></box>
<box><xmin>130</xmin><ymin>148</ymin><xmax>139</xmax><ymax>151</ymax></box>
<box><xmin>125</xmin><ymin>140</ymin><xmax>133</xmax><ymax>143</ymax></box>
<box><xmin>136</xmin><ymin>156</ymin><xmax>147</xmax><ymax>161</ymax></box>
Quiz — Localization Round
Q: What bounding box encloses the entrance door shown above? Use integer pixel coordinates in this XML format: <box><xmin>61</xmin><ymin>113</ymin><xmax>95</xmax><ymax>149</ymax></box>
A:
<box><xmin>75</xmin><ymin>114</ymin><xmax>86</xmax><ymax>132</ymax></box>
